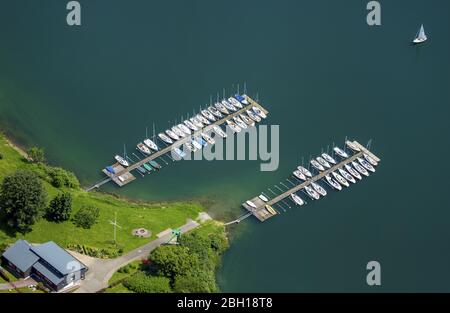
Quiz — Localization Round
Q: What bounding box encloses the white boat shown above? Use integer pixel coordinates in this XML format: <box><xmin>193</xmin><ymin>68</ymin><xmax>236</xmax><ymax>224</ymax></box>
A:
<box><xmin>173</xmin><ymin>147</ymin><xmax>186</xmax><ymax>158</ymax></box>
<box><xmin>178</xmin><ymin>123</ymin><xmax>192</xmax><ymax>135</ymax></box>
<box><xmin>115</xmin><ymin>155</ymin><xmax>129</xmax><ymax>167</ymax></box>
<box><xmin>346</xmin><ymin>140</ymin><xmax>361</xmax><ymax>152</ymax></box>
<box><xmin>215</xmin><ymin>102</ymin><xmax>229</xmax><ymax>115</ymax></box>
<box><xmin>310</xmin><ymin>159</ymin><xmax>325</xmax><ymax>172</ymax></box>
<box><xmin>297</xmin><ymin>166</ymin><xmax>313</xmax><ymax>178</ymax></box>
<box><xmin>213</xmin><ymin>125</ymin><xmax>227</xmax><ymax>138</ymax></box>
<box><xmin>316</xmin><ymin>156</ymin><xmax>331</xmax><ymax>169</ymax></box>
<box><xmin>413</xmin><ymin>24</ymin><xmax>427</xmax><ymax>44</ymax></box>
<box><xmin>233</xmin><ymin>116</ymin><xmax>248</xmax><ymax>129</ymax></box>
<box><xmin>222</xmin><ymin>100</ymin><xmax>237</xmax><ymax>112</ymax></box>
<box><xmin>185</xmin><ymin>142</ymin><xmax>197</xmax><ymax>152</ymax></box>
<box><xmin>191</xmin><ymin>139</ymin><xmax>202</xmax><ymax>150</ymax></box>
<box><xmin>322</xmin><ymin>153</ymin><xmax>337</xmax><ymax>165</ymax></box>
<box><xmin>311</xmin><ymin>182</ymin><xmax>327</xmax><ymax>196</ymax></box>
<box><xmin>239</xmin><ymin>114</ymin><xmax>255</xmax><ymax>126</ymax></box>
<box><xmin>246</xmin><ymin>110</ymin><xmax>261</xmax><ymax>122</ymax></box>
<box><xmin>246</xmin><ymin>200</ymin><xmax>257</xmax><ymax>209</ymax></box>
<box><xmin>158</xmin><ymin>133</ymin><xmax>173</xmax><ymax>144</ymax></box>
<box><xmin>144</xmin><ymin>139</ymin><xmax>159</xmax><ymax>151</ymax></box>
<box><xmin>196</xmin><ymin>114</ymin><xmax>211</xmax><ymax>125</ymax></box>
<box><xmin>259</xmin><ymin>194</ymin><xmax>269</xmax><ymax>202</ymax></box>
<box><xmin>201</xmin><ymin>109</ymin><xmax>216</xmax><ymax>122</ymax></box>
<box><xmin>208</xmin><ymin>106</ymin><xmax>223</xmax><ymax>118</ymax></box>
<box><xmin>137</xmin><ymin>143</ymin><xmax>152</xmax><ymax>155</ymax></box>
<box><xmin>325</xmin><ymin>175</ymin><xmax>342</xmax><ymax>190</ymax></box>
<box><xmin>304</xmin><ymin>186</ymin><xmax>320</xmax><ymax>200</ymax></box>
<box><xmin>184</xmin><ymin>120</ymin><xmax>198</xmax><ymax>131</ymax></box>
<box><xmin>364</xmin><ymin>154</ymin><xmax>378</xmax><ymax>166</ymax></box>
<box><xmin>235</xmin><ymin>94</ymin><xmax>249</xmax><ymax>105</ymax></box>
<box><xmin>165</xmin><ymin>129</ymin><xmax>180</xmax><ymax>141</ymax></box>
<box><xmin>339</xmin><ymin>168</ymin><xmax>357</xmax><ymax>183</ymax></box>
<box><xmin>201</xmin><ymin>132</ymin><xmax>215</xmax><ymax>145</ymax></box>
<box><xmin>332</xmin><ymin>171</ymin><xmax>350</xmax><ymax>187</ymax></box>
<box><xmin>228</xmin><ymin>97</ymin><xmax>243</xmax><ymax>109</ymax></box>
<box><xmin>357</xmin><ymin>157</ymin><xmax>375</xmax><ymax>173</ymax></box>
<box><xmin>290</xmin><ymin>193</ymin><xmax>305</xmax><ymax>206</ymax></box>
<box><xmin>345</xmin><ymin>164</ymin><xmax>362</xmax><ymax>180</ymax></box>
<box><xmin>352</xmin><ymin>161</ymin><xmax>369</xmax><ymax>177</ymax></box>
<box><xmin>293</xmin><ymin>170</ymin><xmax>307</xmax><ymax>181</ymax></box>
<box><xmin>252</xmin><ymin>106</ymin><xmax>267</xmax><ymax>119</ymax></box>
<box><xmin>333</xmin><ymin>147</ymin><xmax>349</xmax><ymax>158</ymax></box>
<box><xmin>190</xmin><ymin>117</ymin><xmax>204</xmax><ymax>129</ymax></box>
<box><xmin>172</xmin><ymin>126</ymin><xmax>186</xmax><ymax>138</ymax></box>
<box><xmin>226</xmin><ymin>120</ymin><xmax>241</xmax><ymax>133</ymax></box>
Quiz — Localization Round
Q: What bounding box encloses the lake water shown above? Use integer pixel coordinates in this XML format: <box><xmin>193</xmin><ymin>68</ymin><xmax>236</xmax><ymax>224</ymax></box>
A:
<box><xmin>1</xmin><ymin>0</ymin><xmax>450</xmax><ymax>291</ymax></box>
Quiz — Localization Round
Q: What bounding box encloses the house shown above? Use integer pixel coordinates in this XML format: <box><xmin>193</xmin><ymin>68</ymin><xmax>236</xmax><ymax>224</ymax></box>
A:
<box><xmin>0</xmin><ymin>240</ymin><xmax>88</xmax><ymax>292</ymax></box>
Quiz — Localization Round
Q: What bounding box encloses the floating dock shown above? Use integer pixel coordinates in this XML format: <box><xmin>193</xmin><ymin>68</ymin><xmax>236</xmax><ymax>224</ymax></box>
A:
<box><xmin>242</xmin><ymin>140</ymin><xmax>380</xmax><ymax>222</ymax></box>
<box><xmin>86</xmin><ymin>95</ymin><xmax>268</xmax><ymax>190</ymax></box>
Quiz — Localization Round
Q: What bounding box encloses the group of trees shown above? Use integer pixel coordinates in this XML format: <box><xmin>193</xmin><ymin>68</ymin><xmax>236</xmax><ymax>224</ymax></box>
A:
<box><xmin>123</xmin><ymin>224</ymin><xmax>229</xmax><ymax>293</ymax></box>
<box><xmin>0</xmin><ymin>152</ymin><xmax>96</xmax><ymax>233</ymax></box>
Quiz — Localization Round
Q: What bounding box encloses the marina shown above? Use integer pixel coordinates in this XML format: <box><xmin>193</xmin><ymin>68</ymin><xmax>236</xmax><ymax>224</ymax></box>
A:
<box><xmin>87</xmin><ymin>94</ymin><xmax>269</xmax><ymax>190</ymax></box>
<box><xmin>241</xmin><ymin>140</ymin><xmax>380</xmax><ymax>222</ymax></box>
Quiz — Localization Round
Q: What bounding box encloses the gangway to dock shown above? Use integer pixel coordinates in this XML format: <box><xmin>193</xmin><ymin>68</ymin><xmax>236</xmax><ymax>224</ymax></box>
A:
<box><xmin>241</xmin><ymin>140</ymin><xmax>380</xmax><ymax>222</ymax></box>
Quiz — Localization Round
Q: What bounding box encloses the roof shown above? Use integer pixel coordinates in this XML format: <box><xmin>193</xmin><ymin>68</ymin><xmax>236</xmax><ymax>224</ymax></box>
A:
<box><xmin>30</xmin><ymin>241</ymin><xmax>86</xmax><ymax>275</ymax></box>
<box><xmin>2</xmin><ymin>240</ymin><xmax>39</xmax><ymax>273</ymax></box>
<box><xmin>33</xmin><ymin>261</ymin><xmax>64</xmax><ymax>285</ymax></box>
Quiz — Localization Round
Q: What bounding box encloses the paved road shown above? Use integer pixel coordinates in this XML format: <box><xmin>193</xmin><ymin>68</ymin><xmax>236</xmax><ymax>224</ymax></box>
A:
<box><xmin>74</xmin><ymin>219</ymin><xmax>199</xmax><ymax>293</ymax></box>
<box><xmin>0</xmin><ymin>277</ymin><xmax>36</xmax><ymax>291</ymax></box>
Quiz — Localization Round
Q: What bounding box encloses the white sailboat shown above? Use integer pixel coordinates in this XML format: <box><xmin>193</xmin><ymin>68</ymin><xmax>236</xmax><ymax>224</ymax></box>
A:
<box><xmin>413</xmin><ymin>24</ymin><xmax>427</xmax><ymax>44</ymax></box>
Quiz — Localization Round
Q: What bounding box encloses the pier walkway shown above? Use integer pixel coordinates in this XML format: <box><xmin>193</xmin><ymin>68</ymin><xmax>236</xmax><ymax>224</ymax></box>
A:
<box><xmin>85</xmin><ymin>95</ymin><xmax>268</xmax><ymax>191</ymax></box>
<box><xmin>242</xmin><ymin>140</ymin><xmax>380</xmax><ymax>222</ymax></box>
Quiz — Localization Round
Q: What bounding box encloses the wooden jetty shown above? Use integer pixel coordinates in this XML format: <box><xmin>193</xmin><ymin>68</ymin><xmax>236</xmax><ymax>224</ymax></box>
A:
<box><xmin>242</xmin><ymin>140</ymin><xmax>381</xmax><ymax>222</ymax></box>
<box><xmin>86</xmin><ymin>95</ymin><xmax>268</xmax><ymax>190</ymax></box>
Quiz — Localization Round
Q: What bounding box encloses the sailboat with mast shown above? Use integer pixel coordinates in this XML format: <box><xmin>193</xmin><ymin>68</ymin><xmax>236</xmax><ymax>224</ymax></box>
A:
<box><xmin>413</xmin><ymin>24</ymin><xmax>427</xmax><ymax>44</ymax></box>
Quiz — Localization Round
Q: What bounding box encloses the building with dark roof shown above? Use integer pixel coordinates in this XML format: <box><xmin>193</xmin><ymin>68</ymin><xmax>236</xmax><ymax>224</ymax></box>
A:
<box><xmin>1</xmin><ymin>240</ymin><xmax>87</xmax><ymax>291</ymax></box>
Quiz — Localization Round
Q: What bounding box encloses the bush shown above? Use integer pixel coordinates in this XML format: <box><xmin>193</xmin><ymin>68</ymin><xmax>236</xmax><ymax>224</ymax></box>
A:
<box><xmin>123</xmin><ymin>272</ymin><xmax>172</xmax><ymax>293</ymax></box>
<box><xmin>0</xmin><ymin>169</ymin><xmax>47</xmax><ymax>232</ymax></box>
<box><xmin>46</xmin><ymin>192</ymin><xmax>73</xmax><ymax>222</ymax></box>
<box><xmin>149</xmin><ymin>245</ymin><xmax>200</xmax><ymax>280</ymax></box>
<box><xmin>73</xmin><ymin>206</ymin><xmax>99</xmax><ymax>229</ymax></box>
<box><xmin>27</xmin><ymin>147</ymin><xmax>45</xmax><ymax>163</ymax></box>
<box><xmin>173</xmin><ymin>271</ymin><xmax>218</xmax><ymax>293</ymax></box>
<box><xmin>46</xmin><ymin>167</ymin><xmax>79</xmax><ymax>189</ymax></box>
<box><xmin>66</xmin><ymin>244</ymin><xmax>122</xmax><ymax>258</ymax></box>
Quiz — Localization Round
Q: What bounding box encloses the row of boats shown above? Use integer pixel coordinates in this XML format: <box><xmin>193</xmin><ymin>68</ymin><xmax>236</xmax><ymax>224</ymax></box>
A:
<box><xmin>245</xmin><ymin>141</ymin><xmax>379</xmax><ymax>214</ymax></box>
<box><xmin>112</xmin><ymin>94</ymin><xmax>267</xmax><ymax>168</ymax></box>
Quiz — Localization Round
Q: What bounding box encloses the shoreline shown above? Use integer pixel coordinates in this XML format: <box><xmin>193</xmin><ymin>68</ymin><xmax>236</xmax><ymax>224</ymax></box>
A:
<box><xmin>1</xmin><ymin>130</ymin><xmax>221</xmax><ymax>217</ymax></box>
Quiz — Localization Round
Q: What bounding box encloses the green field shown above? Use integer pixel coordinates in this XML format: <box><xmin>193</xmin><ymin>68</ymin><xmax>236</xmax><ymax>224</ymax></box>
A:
<box><xmin>0</xmin><ymin>134</ymin><xmax>203</xmax><ymax>254</ymax></box>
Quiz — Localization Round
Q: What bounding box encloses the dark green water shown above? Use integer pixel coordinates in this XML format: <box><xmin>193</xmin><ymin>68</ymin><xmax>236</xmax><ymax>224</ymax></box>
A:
<box><xmin>1</xmin><ymin>0</ymin><xmax>450</xmax><ymax>291</ymax></box>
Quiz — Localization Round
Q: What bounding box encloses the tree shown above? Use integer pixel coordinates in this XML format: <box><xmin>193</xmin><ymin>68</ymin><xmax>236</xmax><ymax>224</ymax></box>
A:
<box><xmin>73</xmin><ymin>206</ymin><xmax>99</xmax><ymax>229</ymax></box>
<box><xmin>173</xmin><ymin>271</ymin><xmax>218</xmax><ymax>293</ymax></box>
<box><xmin>123</xmin><ymin>272</ymin><xmax>172</xmax><ymax>293</ymax></box>
<box><xmin>0</xmin><ymin>169</ymin><xmax>47</xmax><ymax>232</ymax></box>
<box><xmin>149</xmin><ymin>245</ymin><xmax>200</xmax><ymax>280</ymax></box>
<box><xmin>27</xmin><ymin>147</ymin><xmax>45</xmax><ymax>163</ymax></box>
<box><xmin>46</xmin><ymin>167</ymin><xmax>79</xmax><ymax>189</ymax></box>
<box><xmin>46</xmin><ymin>192</ymin><xmax>72</xmax><ymax>222</ymax></box>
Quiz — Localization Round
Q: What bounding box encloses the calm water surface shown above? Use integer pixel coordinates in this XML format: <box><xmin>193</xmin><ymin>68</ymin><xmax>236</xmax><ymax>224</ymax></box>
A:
<box><xmin>1</xmin><ymin>0</ymin><xmax>450</xmax><ymax>291</ymax></box>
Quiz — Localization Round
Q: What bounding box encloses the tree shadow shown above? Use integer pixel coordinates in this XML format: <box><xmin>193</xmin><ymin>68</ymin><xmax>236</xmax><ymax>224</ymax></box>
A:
<box><xmin>0</xmin><ymin>210</ymin><xmax>19</xmax><ymax>237</ymax></box>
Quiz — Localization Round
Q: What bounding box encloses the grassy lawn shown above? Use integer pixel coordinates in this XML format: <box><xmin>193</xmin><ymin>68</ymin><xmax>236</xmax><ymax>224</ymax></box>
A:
<box><xmin>105</xmin><ymin>283</ymin><xmax>134</xmax><ymax>293</ymax></box>
<box><xmin>0</xmin><ymin>134</ymin><xmax>203</xmax><ymax>254</ymax></box>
